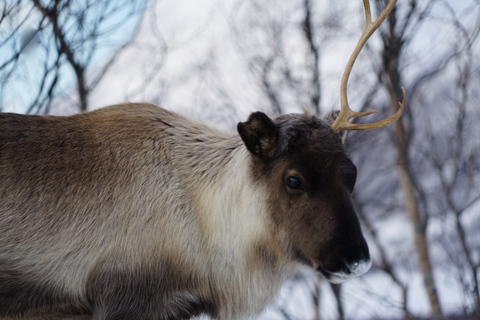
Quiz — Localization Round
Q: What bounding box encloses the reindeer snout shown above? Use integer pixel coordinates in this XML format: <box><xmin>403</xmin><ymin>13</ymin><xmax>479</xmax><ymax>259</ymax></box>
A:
<box><xmin>318</xmin><ymin>235</ymin><xmax>371</xmax><ymax>284</ymax></box>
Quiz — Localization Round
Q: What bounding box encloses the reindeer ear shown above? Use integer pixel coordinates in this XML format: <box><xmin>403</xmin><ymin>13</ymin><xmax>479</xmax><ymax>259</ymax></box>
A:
<box><xmin>323</xmin><ymin>110</ymin><xmax>347</xmax><ymax>143</ymax></box>
<box><xmin>237</xmin><ymin>112</ymin><xmax>277</xmax><ymax>158</ymax></box>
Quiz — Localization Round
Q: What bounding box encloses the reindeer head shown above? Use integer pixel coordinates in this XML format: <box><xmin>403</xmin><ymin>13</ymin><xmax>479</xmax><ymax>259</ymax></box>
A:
<box><xmin>238</xmin><ymin>111</ymin><xmax>370</xmax><ymax>282</ymax></box>
<box><xmin>237</xmin><ymin>0</ymin><xmax>405</xmax><ymax>283</ymax></box>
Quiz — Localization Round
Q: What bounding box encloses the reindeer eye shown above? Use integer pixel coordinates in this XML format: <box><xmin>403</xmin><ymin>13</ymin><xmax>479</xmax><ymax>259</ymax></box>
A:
<box><xmin>286</xmin><ymin>176</ymin><xmax>302</xmax><ymax>190</ymax></box>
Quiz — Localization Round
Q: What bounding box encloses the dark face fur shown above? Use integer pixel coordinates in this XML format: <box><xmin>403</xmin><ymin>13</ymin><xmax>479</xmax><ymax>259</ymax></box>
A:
<box><xmin>238</xmin><ymin>112</ymin><xmax>371</xmax><ymax>283</ymax></box>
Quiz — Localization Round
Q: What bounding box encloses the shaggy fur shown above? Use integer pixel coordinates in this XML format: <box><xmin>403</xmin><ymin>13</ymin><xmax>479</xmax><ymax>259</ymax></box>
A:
<box><xmin>0</xmin><ymin>103</ymin><xmax>370</xmax><ymax>319</ymax></box>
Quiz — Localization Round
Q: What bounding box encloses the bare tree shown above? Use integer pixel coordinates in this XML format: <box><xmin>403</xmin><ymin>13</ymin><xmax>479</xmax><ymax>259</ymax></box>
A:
<box><xmin>227</xmin><ymin>0</ymin><xmax>350</xmax><ymax>117</ymax></box>
<box><xmin>376</xmin><ymin>0</ymin><xmax>444</xmax><ymax>317</ymax></box>
<box><xmin>410</xmin><ymin>2</ymin><xmax>480</xmax><ymax>315</ymax></box>
<box><xmin>0</xmin><ymin>0</ymin><xmax>151</xmax><ymax>114</ymax></box>
<box><xmin>349</xmin><ymin>0</ymin><xmax>480</xmax><ymax>319</ymax></box>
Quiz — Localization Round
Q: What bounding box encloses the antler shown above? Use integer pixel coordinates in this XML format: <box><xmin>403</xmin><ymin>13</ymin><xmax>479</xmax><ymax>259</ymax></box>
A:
<box><xmin>331</xmin><ymin>0</ymin><xmax>407</xmax><ymax>132</ymax></box>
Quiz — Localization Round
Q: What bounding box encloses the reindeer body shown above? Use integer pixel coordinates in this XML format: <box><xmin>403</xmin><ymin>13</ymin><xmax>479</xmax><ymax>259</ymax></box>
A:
<box><xmin>0</xmin><ymin>103</ymin><xmax>370</xmax><ymax>319</ymax></box>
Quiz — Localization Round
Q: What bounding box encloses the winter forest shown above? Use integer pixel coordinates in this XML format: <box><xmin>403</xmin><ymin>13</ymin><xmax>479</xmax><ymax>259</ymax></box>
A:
<box><xmin>1</xmin><ymin>0</ymin><xmax>480</xmax><ymax>319</ymax></box>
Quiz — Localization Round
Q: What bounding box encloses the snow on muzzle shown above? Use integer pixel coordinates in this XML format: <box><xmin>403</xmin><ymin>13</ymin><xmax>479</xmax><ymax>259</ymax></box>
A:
<box><xmin>317</xmin><ymin>236</ymin><xmax>372</xmax><ymax>283</ymax></box>
<box><xmin>318</xmin><ymin>258</ymin><xmax>372</xmax><ymax>284</ymax></box>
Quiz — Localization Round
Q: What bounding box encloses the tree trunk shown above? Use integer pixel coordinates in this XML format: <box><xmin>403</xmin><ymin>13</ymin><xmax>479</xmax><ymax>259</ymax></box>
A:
<box><xmin>393</xmin><ymin>113</ymin><xmax>443</xmax><ymax>319</ymax></box>
<box><xmin>329</xmin><ymin>283</ymin><xmax>344</xmax><ymax>320</ymax></box>
<box><xmin>379</xmin><ymin>3</ymin><xmax>444</xmax><ymax>317</ymax></box>
<box><xmin>313</xmin><ymin>276</ymin><xmax>322</xmax><ymax>320</ymax></box>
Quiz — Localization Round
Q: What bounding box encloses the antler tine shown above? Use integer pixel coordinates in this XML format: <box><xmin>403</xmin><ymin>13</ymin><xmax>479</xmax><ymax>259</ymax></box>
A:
<box><xmin>331</xmin><ymin>0</ymin><xmax>405</xmax><ymax>132</ymax></box>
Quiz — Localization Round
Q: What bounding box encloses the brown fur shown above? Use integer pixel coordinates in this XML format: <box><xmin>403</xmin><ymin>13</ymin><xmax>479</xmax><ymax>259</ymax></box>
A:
<box><xmin>0</xmin><ymin>103</ymin><xmax>369</xmax><ymax>319</ymax></box>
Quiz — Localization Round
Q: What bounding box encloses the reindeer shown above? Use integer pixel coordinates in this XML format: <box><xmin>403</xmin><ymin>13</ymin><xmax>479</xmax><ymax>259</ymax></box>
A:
<box><xmin>0</xmin><ymin>0</ymin><xmax>405</xmax><ymax>319</ymax></box>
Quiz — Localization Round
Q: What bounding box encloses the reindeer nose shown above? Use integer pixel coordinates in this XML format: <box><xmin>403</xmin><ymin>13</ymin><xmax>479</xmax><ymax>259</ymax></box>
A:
<box><xmin>319</xmin><ymin>232</ymin><xmax>372</xmax><ymax>284</ymax></box>
<box><xmin>347</xmin><ymin>239</ymin><xmax>371</xmax><ymax>273</ymax></box>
